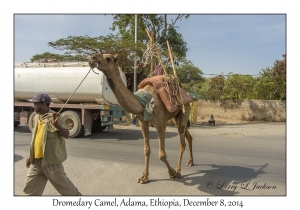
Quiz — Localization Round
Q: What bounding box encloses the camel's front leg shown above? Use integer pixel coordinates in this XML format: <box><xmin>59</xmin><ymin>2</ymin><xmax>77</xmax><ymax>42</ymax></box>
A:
<box><xmin>156</xmin><ymin>124</ymin><xmax>180</xmax><ymax>180</ymax></box>
<box><xmin>137</xmin><ymin>120</ymin><xmax>151</xmax><ymax>184</ymax></box>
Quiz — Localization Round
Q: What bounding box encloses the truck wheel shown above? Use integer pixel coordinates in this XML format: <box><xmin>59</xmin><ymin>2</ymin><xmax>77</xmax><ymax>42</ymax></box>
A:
<box><xmin>14</xmin><ymin>121</ymin><xmax>20</xmax><ymax>126</ymax></box>
<box><xmin>28</xmin><ymin>111</ymin><xmax>37</xmax><ymax>132</ymax></box>
<box><xmin>92</xmin><ymin>118</ymin><xmax>107</xmax><ymax>132</ymax></box>
<box><xmin>60</xmin><ymin>111</ymin><xmax>83</xmax><ymax>138</ymax></box>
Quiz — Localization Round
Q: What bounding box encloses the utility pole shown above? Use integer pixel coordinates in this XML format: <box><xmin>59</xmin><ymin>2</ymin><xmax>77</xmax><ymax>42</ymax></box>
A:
<box><xmin>131</xmin><ymin>14</ymin><xmax>138</xmax><ymax>126</ymax></box>
<box><xmin>133</xmin><ymin>14</ymin><xmax>137</xmax><ymax>93</ymax></box>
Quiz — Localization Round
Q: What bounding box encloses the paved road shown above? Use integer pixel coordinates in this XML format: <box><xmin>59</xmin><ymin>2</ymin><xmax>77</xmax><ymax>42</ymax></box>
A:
<box><xmin>14</xmin><ymin>122</ymin><xmax>286</xmax><ymax>196</ymax></box>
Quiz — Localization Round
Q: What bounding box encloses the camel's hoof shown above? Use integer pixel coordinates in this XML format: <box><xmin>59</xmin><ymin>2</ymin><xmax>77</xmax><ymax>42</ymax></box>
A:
<box><xmin>186</xmin><ymin>161</ymin><xmax>194</xmax><ymax>166</ymax></box>
<box><xmin>137</xmin><ymin>177</ymin><xmax>149</xmax><ymax>184</ymax></box>
<box><xmin>170</xmin><ymin>171</ymin><xmax>181</xmax><ymax>180</ymax></box>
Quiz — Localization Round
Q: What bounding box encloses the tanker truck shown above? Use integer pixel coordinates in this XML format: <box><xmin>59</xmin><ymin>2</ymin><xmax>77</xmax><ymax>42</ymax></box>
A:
<box><xmin>14</xmin><ymin>62</ymin><xmax>127</xmax><ymax>138</ymax></box>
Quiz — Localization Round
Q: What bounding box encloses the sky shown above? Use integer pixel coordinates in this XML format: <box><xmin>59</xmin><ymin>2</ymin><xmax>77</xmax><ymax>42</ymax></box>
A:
<box><xmin>14</xmin><ymin>14</ymin><xmax>286</xmax><ymax>77</ymax></box>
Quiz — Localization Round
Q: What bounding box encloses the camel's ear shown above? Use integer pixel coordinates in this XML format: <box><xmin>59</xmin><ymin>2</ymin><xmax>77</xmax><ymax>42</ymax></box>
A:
<box><xmin>105</xmin><ymin>54</ymin><xmax>119</xmax><ymax>63</ymax></box>
<box><xmin>114</xmin><ymin>54</ymin><xmax>119</xmax><ymax>63</ymax></box>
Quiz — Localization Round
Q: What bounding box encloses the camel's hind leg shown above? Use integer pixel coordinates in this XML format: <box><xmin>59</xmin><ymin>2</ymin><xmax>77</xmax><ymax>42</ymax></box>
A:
<box><xmin>173</xmin><ymin>104</ymin><xmax>194</xmax><ymax>174</ymax></box>
<box><xmin>175</xmin><ymin>127</ymin><xmax>186</xmax><ymax>175</ymax></box>
<box><xmin>185</xmin><ymin>129</ymin><xmax>194</xmax><ymax>166</ymax></box>
<box><xmin>137</xmin><ymin>119</ymin><xmax>151</xmax><ymax>184</ymax></box>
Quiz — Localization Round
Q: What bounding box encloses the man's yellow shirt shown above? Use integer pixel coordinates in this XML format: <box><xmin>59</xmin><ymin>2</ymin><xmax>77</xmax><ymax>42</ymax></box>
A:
<box><xmin>34</xmin><ymin>119</ymin><xmax>45</xmax><ymax>158</ymax></box>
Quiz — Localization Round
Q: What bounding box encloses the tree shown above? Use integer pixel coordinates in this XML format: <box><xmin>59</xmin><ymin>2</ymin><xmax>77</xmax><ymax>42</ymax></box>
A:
<box><xmin>110</xmin><ymin>14</ymin><xmax>189</xmax><ymax>64</ymax></box>
<box><xmin>185</xmin><ymin>54</ymin><xmax>285</xmax><ymax>101</ymax></box>
<box><xmin>30</xmin><ymin>15</ymin><xmax>190</xmax><ymax>91</ymax></box>
<box><xmin>32</xmin><ymin>34</ymin><xmax>148</xmax><ymax>90</ymax></box>
<box><xmin>47</xmin><ymin>34</ymin><xmax>145</xmax><ymax>72</ymax></box>
<box><xmin>207</xmin><ymin>75</ymin><xmax>225</xmax><ymax>100</ymax></box>
<box><xmin>272</xmin><ymin>54</ymin><xmax>286</xmax><ymax>100</ymax></box>
<box><xmin>110</xmin><ymin>15</ymin><xmax>190</xmax><ymax>89</ymax></box>
<box><xmin>194</xmin><ymin>78</ymin><xmax>211</xmax><ymax>100</ymax></box>
<box><xmin>175</xmin><ymin>59</ymin><xmax>204</xmax><ymax>92</ymax></box>
<box><xmin>253</xmin><ymin>67</ymin><xmax>274</xmax><ymax>100</ymax></box>
<box><xmin>30</xmin><ymin>52</ymin><xmax>66</xmax><ymax>62</ymax></box>
<box><xmin>222</xmin><ymin>73</ymin><xmax>256</xmax><ymax>99</ymax></box>
<box><xmin>254</xmin><ymin>54</ymin><xmax>286</xmax><ymax>100</ymax></box>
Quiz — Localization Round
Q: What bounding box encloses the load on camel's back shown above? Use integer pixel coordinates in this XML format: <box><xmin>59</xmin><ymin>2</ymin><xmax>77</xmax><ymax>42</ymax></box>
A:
<box><xmin>138</xmin><ymin>75</ymin><xmax>193</xmax><ymax>113</ymax></box>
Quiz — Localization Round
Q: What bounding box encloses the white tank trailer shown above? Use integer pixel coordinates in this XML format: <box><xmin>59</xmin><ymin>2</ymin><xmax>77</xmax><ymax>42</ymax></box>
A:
<box><xmin>14</xmin><ymin>62</ymin><xmax>127</xmax><ymax>138</ymax></box>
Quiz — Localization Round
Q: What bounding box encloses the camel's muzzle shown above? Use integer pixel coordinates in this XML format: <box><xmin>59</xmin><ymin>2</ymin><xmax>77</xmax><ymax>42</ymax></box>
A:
<box><xmin>88</xmin><ymin>59</ymin><xmax>99</xmax><ymax>69</ymax></box>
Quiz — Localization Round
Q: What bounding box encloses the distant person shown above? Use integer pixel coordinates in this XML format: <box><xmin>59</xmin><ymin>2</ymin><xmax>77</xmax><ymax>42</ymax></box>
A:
<box><xmin>208</xmin><ymin>115</ymin><xmax>215</xmax><ymax>126</ymax></box>
<box><xmin>22</xmin><ymin>93</ymin><xmax>81</xmax><ymax>196</ymax></box>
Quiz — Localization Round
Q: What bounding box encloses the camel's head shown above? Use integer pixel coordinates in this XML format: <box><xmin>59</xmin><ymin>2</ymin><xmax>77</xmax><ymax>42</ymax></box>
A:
<box><xmin>88</xmin><ymin>53</ymin><xmax>119</xmax><ymax>74</ymax></box>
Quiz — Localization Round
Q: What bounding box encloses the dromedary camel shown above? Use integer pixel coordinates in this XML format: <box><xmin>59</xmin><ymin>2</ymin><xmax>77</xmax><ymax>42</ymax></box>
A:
<box><xmin>88</xmin><ymin>53</ymin><xmax>194</xmax><ymax>183</ymax></box>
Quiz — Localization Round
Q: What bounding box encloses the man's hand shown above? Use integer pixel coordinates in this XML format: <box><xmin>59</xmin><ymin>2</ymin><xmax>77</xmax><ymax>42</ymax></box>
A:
<box><xmin>51</xmin><ymin>112</ymin><xmax>69</xmax><ymax>139</ymax></box>
<box><xmin>52</xmin><ymin>112</ymin><xmax>60</xmax><ymax>126</ymax></box>
<box><xmin>26</xmin><ymin>158</ymin><xmax>31</xmax><ymax>168</ymax></box>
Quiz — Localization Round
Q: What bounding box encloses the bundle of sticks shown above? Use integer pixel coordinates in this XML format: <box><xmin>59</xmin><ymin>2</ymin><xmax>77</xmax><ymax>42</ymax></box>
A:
<box><xmin>142</xmin><ymin>29</ymin><xmax>186</xmax><ymax>113</ymax></box>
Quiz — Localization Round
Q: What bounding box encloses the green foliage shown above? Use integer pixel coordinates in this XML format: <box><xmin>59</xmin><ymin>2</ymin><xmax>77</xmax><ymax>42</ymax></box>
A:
<box><xmin>32</xmin><ymin>34</ymin><xmax>148</xmax><ymax>88</ymax></box>
<box><xmin>194</xmin><ymin>78</ymin><xmax>211</xmax><ymax>100</ymax></box>
<box><xmin>28</xmin><ymin>14</ymin><xmax>285</xmax><ymax>100</ymax></box>
<box><xmin>30</xmin><ymin>52</ymin><xmax>68</xmax><ymax>62</ymax></box>
<box><xmin>47</xmin><ymin>34</ymin><xmax>145</xmax><ymax>59</ymax></box>
<box><xmin>159</xmin><ymin>26</ymin><xmax>188</xmax><ymax>60</ymax></box>
<box><xmin>208</xmin><ymin>75</ymin><xmax>225</xmax><ymax>100</ymax></box>
<box><xmin>175</xmin><ymin>59</ymin><xmax>204</xmax><ymax>92</ymax></box>
<box><xmin>111</xmin><ymin>14</ymin><xmax>189</xmax><ymax>62</ymax></box>
<box><xmin>30</xmin><ymin>15</ymin><xmax>190</xmax><ymax>91</ymax></box>
<box><xmin>111</xmin><ymin>14</ymin><xmax>162</xmax><ymax>44</ymax></box>
<box><xmin>110</xmin><ymin>14</ymin><xmax>189</xmax><ymax>90</ymax></box>
<box><xmin>253</xmin><ymin>54</ymin><xmax>286</xmax><ymax>100</ymax></box>
<box><xmin>253</xmin><ymin>67</ymin><xmax>274</xmax><ymax>99</ymax></box>
<box><xmin>272</xmin><ymin>54</ymin><xmax>286</xmax><ymax>100</ymax></box>
<box><xmin>164</xmin><ymin>52</ymin><xmax>285</xmax><ymax>100</ymax></box>
<box><xmin>221</xmin><ymin>73</ymin><xmax>256</xmax><ymax>100</ymax></box>
<box><xmin>193</xmin><ymin>55</ymin><xmax>286</xmax><ymax>101</ymax></box>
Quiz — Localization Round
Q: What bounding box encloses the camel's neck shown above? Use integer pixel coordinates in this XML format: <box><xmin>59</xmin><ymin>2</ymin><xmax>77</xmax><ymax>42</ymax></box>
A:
<box><xmin>105</xmin><ymin>68</ymin><xmax>144</xmax><ymax>115</ymax></box>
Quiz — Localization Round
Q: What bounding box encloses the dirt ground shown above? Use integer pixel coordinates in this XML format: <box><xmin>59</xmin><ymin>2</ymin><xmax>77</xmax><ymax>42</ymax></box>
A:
<box><xmin>194</xmin><ymin>118</ymin><xmax>260</xmax><ymax>127</ymax></box>
<box><xmin>118</xmin><ymin>117</ymin><xmax>286</xmax><ymax>138</ymax></box>
<box><xmin>188</xmin><ymin>119</ymin><xmax>286</xmax><ymax>137</ymax></box>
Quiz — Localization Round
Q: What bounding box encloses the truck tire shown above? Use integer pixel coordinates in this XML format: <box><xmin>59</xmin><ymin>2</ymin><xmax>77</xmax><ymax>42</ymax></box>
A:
<box><xmin>28</xmin><ymin>111</ymin><xmax>37</xmax><ymax>132</ymax></box>
<box><xmin>92</xmin><ymin>118</ymin><xmax>107</xmax><ymax>132</ymax></box>
<box><xmin>60</xmin><ymin>111</ymin><xmax>83</xmax><ymax>138</ymax></box>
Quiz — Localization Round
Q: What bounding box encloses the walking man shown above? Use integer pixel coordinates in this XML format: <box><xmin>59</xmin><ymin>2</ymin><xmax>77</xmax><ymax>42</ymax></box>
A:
<box><xmin>22</xmin><ymin>93</ymin><xmax>81</xmax><ymax>195</ymax></box>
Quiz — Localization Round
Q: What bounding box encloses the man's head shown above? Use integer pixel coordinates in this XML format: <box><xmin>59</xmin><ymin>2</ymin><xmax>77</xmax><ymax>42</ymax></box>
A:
<box><xmin>27</xmin><ymin>93</ymin><xmax>51</xmax><ymax>114</ymax></box>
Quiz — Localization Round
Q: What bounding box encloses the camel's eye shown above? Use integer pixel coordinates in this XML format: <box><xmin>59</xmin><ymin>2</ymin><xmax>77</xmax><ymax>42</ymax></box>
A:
<box><xmin>106</xmin><ymin>57</ymin><xmax>112</xmax><ymax>63</ymax></box>
<box><xmin>92</xmin><ymin>56</ymin><xmax>97</xmax><ymax>60</ymax></box>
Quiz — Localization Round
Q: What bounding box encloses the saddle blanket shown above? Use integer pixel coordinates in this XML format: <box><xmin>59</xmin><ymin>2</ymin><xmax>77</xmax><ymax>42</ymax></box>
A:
<box><xmin>137</xmin><ymin>75</ymin><xmax>192</xmax><ymax>113</ymax></box>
